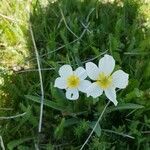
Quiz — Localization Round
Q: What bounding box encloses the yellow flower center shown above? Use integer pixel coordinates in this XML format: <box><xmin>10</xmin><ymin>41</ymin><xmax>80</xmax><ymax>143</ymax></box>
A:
<box><xmin>67</xmin><ymin>75</ymin><xmax>80</xmax><ymax>88</ymax></box>
<box><xmin>96</xmin><ymin>73</ymin><xmax>112</xmax><ymax>89</ymax></box>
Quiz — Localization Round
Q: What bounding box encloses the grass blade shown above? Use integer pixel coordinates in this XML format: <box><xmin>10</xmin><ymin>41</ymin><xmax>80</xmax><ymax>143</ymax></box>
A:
<box><xmin>25</xmin><ymin>95</ymin><xmax>66</xmax><ymax>112</ymax></box>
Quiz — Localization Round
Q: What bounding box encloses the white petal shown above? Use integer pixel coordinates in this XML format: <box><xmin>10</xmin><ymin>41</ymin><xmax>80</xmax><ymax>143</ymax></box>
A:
<box><xmin>98</xmin><ymin>54</ymin><xmax>115</xmax><ymax>75</ymax></box>
<box><xmin>86</xmin><ymin>82</ymin><xmax>103</xmax><ymax>98</ymax></box>
<box><xmin>59</xmin><ymin>65</ymin><xmax>73</xmax><ymax>78</ymax></box>
<box><xmin>104</xmin><ymin>88</ymin><xmax>118</xmax><ymax>106</ymax></box>
<box><xmin>54</xmin><ymin>77</ymin><xmax>67</xmax><ymax>89</ymax></box>
<box><xmin>112</xmin><ymin>70</ymin><xmax>129</xmax><ymax>89</ymax></box>
<box><xmin>85</xmin><ymin>62</ymin><xmax>100</xmax><ymax>80</ymax></box>
<box><xmin>66</xmin><ymin>88</ymin><xmax>79</xmax><ymax>100</ymax></box>
<box><xmin>78</xmin><ymin>80</ymin><xmax>91</xmax><ymax>93</ymax></box>
<box><xmin>74</xmin><ymin>67</ymin><xmax>87</xmax><ymax>80</ymax></box>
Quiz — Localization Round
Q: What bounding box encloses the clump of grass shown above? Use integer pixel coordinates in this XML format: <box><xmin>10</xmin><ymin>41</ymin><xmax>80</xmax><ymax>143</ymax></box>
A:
<box><xmin>0</xmin><ymin>0</ymin><xmax>30</xmax><ymax>68</ymax></box>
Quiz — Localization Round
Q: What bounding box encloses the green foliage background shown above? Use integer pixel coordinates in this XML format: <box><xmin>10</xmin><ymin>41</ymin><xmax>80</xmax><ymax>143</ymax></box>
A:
<box><xmin>0</xmin><ymin>0</ymin><xmax>150</xmax><ymax>149</ymax></box>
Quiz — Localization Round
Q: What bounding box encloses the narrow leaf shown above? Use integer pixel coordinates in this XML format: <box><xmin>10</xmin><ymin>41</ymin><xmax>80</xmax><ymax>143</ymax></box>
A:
<box><xmin>89</xmin><ymin>121</ymin><xmax>101</xmax><ymax>137</ymax></box>
<box><xmin>106</xmin><ymin>103</ymin><xmax>144</xmax><ymax>114</ymax></box>
<box><xmin>7</xmin><ymin>137</ymin><xmax>33</xmax><ymax>150</ymax></box>
<box><xmin>25</xmin><ymin>95</ymin><xmax>66</xmax><ymax>112</ymax></box>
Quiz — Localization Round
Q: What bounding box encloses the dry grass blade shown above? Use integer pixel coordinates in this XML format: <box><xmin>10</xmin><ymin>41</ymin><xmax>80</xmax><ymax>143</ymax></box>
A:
<box><xmin>0</xmin><ymin>112</ymin><xmax>26</xmax><ymax>120</ymax></box>
<box><xmin>59</xmin><ymin>7</ymin><xmax>79</xmax><ymax>38</ymax></box>
<box><xmin>29</xmin><ymin>24</ymin><xmax>44</xmax><ymax>133</ymax></box>
<box><xmin>0</xmin><ymin>136</ymin><xmax>5</xmax><ymax>150</ymax></box>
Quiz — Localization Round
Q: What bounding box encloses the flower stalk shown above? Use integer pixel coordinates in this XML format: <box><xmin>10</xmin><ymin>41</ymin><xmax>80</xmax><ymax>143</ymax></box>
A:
<box><xmin>80</xmin><ymin>101</ymin><xmax>110</xmax><ymax>150</ymax></box>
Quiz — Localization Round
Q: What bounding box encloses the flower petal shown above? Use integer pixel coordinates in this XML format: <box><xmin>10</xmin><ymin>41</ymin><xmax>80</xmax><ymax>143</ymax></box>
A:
<box><xmin>59</xmin><ymin>65</ymin><xmax>73</xmax><ymax>78</ymax></box>
<box><xmin>98</xmin><ymin>54</ymin><xmax>115</xmax><ymax>75</ymax></box>
<box><xmin>78</xmin><ymin>80</ymin><xmax>91</xmax><ymax>93</ymax></box>
<box><xmin>74</xmin><ymin>67</ymin><xmax>87</xmax><ymax>80</ymax></box>
<box><xmin>66</xmin><ymin>88</ymin><xmax>79</xmax><ymax>100</ymax></box>
<box><xmin>104</xmin><ymin>88</ymin><xmax>118</xmax><ymax>106</ymax></box>
<box><xmin>54</xmin><ymin>77</ymin><xmax>67</xmax><ymax>89</ymax></box>
<box><xmin>86</xmin><ymin>82</ymin><xmax>103</xmax><ymax>98</ymax></box>
<box><xmin>85</xmin><ymin>62</ymin><xmax>100</xmax><ymax>80</ymax></box>
<box><xmin>112</xmin><ymin>70</ymin><xmax>129</xmax><ymax>89</ymax></box>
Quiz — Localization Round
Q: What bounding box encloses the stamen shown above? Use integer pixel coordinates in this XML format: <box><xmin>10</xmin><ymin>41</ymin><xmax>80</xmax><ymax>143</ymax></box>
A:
<box><xmin>96</xmin><ymin>73</ymin><xmax>112</xmax><ymax>89</ymax></box>
<box><xmin>67</xmin><ymin>75</ymin><xmax>80</xmax><ymax>88</ymax></box>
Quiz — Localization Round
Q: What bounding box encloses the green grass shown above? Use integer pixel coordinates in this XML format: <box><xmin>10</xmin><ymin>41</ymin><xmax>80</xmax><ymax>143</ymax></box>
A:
<box><xmin>0</xmin><ymin>0</ymin><xmax>150</xmax><ymax>149</ymax></box>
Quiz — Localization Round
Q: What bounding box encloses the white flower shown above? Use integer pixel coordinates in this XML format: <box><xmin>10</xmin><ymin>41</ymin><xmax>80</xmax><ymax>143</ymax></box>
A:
<box><xmin>86</xmin><ymin>54</ymin><xmax>129</xmax><ymax>106</ymax></box>
<box><xmin>54</xmin><ymin>65</ymin><xmax>91</xmax><ymax>100</ymax></box>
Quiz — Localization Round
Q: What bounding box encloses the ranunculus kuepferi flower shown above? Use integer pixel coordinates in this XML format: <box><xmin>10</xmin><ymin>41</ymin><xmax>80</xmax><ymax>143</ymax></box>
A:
<box><xmin>86</xmin><ymin>54</ymin><xmax>129</xmax><ymax>106</ymax></box>
<box><xmin>54</xmin><ymin>65</ymin><xmax>91</xmax><ymax>100</ymax></box>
